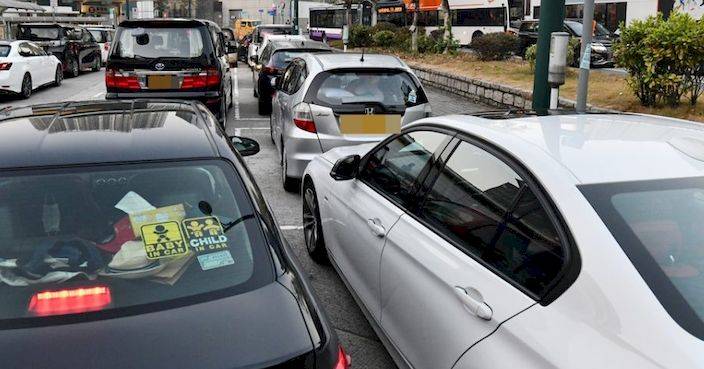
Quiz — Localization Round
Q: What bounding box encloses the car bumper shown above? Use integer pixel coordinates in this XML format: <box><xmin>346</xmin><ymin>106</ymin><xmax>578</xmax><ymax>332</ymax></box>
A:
<box><xmin>0</xmin><ymin>71</ymin><xmax>21</xmax><ymax>93</ymax></box>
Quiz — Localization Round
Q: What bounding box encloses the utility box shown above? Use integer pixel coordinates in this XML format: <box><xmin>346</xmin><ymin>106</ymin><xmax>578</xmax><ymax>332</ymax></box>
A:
<box><xmin>548</xmin><ymin>32</ymin><xmax>570</xmax><ymax>87</ymax></box>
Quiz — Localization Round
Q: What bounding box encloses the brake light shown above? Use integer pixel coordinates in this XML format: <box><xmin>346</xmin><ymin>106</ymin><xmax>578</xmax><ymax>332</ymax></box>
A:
<box><xmin>28</xmin><ymin>286</ymin><xmax>111</xmax><ymax>316</ymax></box>
<box><xmin>333</xmin><ymin>346</ymin><xmax>350</xmax><ymax>369</ymax></box>
<box><xmin>105</xmin><ymin>68</ymin><xmax>140</xmax><ymax>90</ymax></box>
<box><xmin>182</xmin><ymin>68</ymin><xmax>220</xmax><ymax>89</ymax></box>
<box><xmin>293</xmin><ymin>103</ymin><xmax>316</xmax><ymax>133</ymax></box>
<box><xmin>0</xmin><ymin>62</ymin><xmax>12</xmax><ymax>70</ymax></box>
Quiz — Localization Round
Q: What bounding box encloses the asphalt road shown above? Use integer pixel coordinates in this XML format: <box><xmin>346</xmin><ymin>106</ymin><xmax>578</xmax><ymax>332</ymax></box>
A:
<box><xmin>0</xmin><ymin>66</ymin><xmax>491</xmax><ymax>369</ymax></box>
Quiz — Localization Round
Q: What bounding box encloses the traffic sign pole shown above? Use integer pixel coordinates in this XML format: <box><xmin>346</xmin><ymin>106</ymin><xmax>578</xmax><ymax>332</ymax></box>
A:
<box><xmin>532</xmin><ymin>0</ymin><xmax>566</xmax><ymax>115</ymax></box>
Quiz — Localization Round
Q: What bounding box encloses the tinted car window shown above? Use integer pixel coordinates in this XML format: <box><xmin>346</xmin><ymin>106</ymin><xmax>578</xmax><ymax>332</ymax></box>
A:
<box><xmin>312</xmin><ymin>70</ymin><xmax>428</xmax><ymax>112</ymax></box>
<box><xmin>269</xmin><ymin>49</ymin><xmax>330</xmax><ymax>69</ymax></box>
<box><xmin>360</xmin><ymin>131</ymin><xmax>449</xmax><ymax>208</ymax></box>
<box><xmin>0</xmin><ymin>45</ymin><xmax>10</xmax><ymax>57</ymax></box>
<box><xmin>18</xmin><ymin>26</ymin><xmax>62</xmax><ymax>41</ymax></box>
<box><xmin>27</xmin><ymin>43</ymin><xmax>45</xmax><ymax>56</ymax></box>
<box><xmin>89</xmin><ymin>30</ymin><xmax>107</xmax><ymax>43</ymax></box>
<box><xmin>0</xmin><ymin>155</ymin><xmax>272</xmax><ymax>324</ymax></box>
<box><xmin>420</xmin><ymin>141</ymin><xmax>564</xmax><ymax>297</ymax></box>
<box><xmin>256</xmin><ymin>27</ymin><xmax>292</xmax><ymax>43</ymax></box>
<box><xmin>581</xmin><ymin>177</ymin><xmax>704</xmax><ymax>340</ymax></box>
<box><xmin>113</xmin><ymin>27</ymin><xmax>206</xmax><ymax>59</ymax></box>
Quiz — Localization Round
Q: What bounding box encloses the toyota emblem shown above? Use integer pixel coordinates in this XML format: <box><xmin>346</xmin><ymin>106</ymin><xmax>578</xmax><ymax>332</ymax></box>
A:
<box><xmin>154</xmin><ymin>62</ymin><xmax>165</xmax><ymax>71</ymax></box>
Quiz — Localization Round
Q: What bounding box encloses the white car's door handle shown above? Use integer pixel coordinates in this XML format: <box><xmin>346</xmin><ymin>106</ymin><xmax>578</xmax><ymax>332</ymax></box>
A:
<box><xmin>454</xmin><ymin>286</ymin><xmax>493</xmax><ymax>321</ymax></box>
<box><xmin>366</xmin><ymin>218</ymin><xmax>386</xmax><ymax>237</ymax></box>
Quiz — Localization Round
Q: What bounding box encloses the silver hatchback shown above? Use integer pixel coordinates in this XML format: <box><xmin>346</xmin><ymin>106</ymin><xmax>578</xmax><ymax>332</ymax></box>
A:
<box><xmin>271</xmin><ymin>53</ymin><xmax>432</xmax><ymax>191</ymax></box>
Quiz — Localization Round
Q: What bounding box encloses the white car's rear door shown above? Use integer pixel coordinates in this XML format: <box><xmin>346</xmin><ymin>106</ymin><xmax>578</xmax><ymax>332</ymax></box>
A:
<box><xmin>380</xmin><ymin>138</ymin><xmax>572</xmax><ymax>369</ymax></box>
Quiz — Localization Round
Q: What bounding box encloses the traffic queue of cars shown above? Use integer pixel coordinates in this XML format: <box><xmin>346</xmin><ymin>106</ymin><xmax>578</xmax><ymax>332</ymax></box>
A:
<box><xmin>0</xmin><ymin>18</ymin><xmax>703</xmax><ymax>369</ymax></box>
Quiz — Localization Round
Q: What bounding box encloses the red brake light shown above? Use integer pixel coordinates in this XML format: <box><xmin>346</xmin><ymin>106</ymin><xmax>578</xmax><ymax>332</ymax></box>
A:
<box><xmin>28</xmin><ymin>286</ymin><xmax>112</xmax><ymax>316</ymax></box>
<box><xmin>105</xmin><ymin>68</ymin><xmax>140</xmax><ymax>90</ymax></box>
<box><xmin>293</xmin><ymin>103</ymin><xmax>316</xmax><ymax>133</ymax></box>
<box><xmin>0</xmin><ymin>62</ymin><xmax>12</xmax><ymax>70</ymax></box>
<box><xmin>181</xmin><ymin>68</ymin><xmax>220</xmax><ymax>89</ymax></box>
<box><xmin>333</xmin><ymin>346</ymin><xmax>350</xmax><ymax>369</ymax></box>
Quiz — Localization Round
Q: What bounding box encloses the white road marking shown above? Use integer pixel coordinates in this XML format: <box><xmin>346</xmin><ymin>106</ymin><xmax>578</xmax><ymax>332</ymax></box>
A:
<box><xmin>280</xmin><ymin>225</ymin><xmax>303</xmax><ymax>230</ymax></box>
<box><xmin>238</xmin><ymin>126</ymin><xmax>271</xmax><ymax>129</ymax></box>
<box><xmin>233</xmin><ymin>67</ymin><xmax>240</xmax><ymax>120</ymax></box>
<box><xmin>234</xmin><ymin>128</ymin><xmax>241</xmax><ymax>136</ymax></box>
<box><xmin>92</xmin><ymin>92</ymin><xmax>105</xmax><ymax>98</ymax></box>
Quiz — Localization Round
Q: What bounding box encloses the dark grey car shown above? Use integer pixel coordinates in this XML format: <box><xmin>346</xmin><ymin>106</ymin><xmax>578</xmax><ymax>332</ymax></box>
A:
<box><xmin>0</xmin><ymin>100</ymin><xmax>348</xmax><ymax>369</ymax></box>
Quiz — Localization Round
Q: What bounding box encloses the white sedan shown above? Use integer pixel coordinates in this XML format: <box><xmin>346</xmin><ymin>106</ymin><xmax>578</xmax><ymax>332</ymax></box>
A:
<box><xmin>0</xmin><ymin>40</ymin><xmax>63</xmax><ymax>99</ymax></box>
<box><xmin>301</xmin><ymin>113</ymin><xmax>704</xmax><ymax>369</ymax></box>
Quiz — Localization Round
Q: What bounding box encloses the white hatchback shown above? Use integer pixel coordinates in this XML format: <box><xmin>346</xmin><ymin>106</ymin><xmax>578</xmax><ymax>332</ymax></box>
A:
<box><xmin>0</xmin><ymin>40</ymin><xmax>62</xmax><ymax>98</ymax></box>
<box><xmin>301</xmin><ymin>113</ymin><xmax>704</xmax><ymax>369</ymax></box>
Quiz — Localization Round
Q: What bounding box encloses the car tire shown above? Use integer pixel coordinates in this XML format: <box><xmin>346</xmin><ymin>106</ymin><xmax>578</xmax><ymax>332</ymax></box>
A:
<box><xmin>53</xmin><ymin>65</ymin><xmax>63</xmax><ymax>87</ymax></box>
<box><xmin>68</xmin><ymin>56</ymin><xmax>79</xmax><ymax>78</ymax></box>
<box><xmin>269</xmin><ymin>114</ymin><xmax>275</xmax><ymax>144</ymax></box>
<box><xmin>258</xmin><ymin>95</ymin><xmax>270</xmax><ymax>115</ymax></box>
<box><xmin>302</xmin><ymin>180</ymin><xmax>329</xmax><ymax>264</ymax></box>
<box><xmin>20</xmin><ymin>74</ymin><xmax>31</xmax><ymax>99</ymax></box>
<box><xmin>218</xmin><ymin>95</ymin><xmax>227</xmax><ymax>126</ymax></box>
<box><xmin>282</xmin><ymin>146</ymin><xmax>298</xmax><ymax>193</ymax></box>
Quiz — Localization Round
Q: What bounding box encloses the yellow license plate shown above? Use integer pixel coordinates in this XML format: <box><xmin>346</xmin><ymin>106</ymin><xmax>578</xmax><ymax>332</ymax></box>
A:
<box><xmin>339</xmin><ymin>115</ymin><xmax>401</xmax><ymax>135</ymax></box>
<box><xmin>147</xmin><ymin>75</ymin><xmax>175</xmax><ymax>89</ymax></box>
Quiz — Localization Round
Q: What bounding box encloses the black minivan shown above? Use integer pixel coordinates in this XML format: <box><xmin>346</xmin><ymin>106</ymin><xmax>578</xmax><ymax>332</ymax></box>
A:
<box><xmin>105</xmin><ymin>19</ymin><xmax>232</xmax><ymax>123</ymax></box>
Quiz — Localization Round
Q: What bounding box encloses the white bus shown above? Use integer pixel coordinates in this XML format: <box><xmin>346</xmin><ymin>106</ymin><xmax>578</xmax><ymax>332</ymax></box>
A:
<box><xmin>309</xmin><ymin>4</ymin><xmax>373</xmax><ymax>42</ymax></box>
<box><xmin>449</xmin><ymin>0</ymin><xmax>510</xmax><ymax>45</ymax></box>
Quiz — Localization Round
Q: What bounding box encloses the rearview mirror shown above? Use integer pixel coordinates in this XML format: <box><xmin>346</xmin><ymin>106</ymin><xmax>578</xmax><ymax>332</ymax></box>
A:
<box><xmin>330</xmin><ymin>155</ymin><xmax>360</xmax><ymax>180</ymax></box>
<box><xmin>230</xmin><ymin>136</ymin><xmax>260</xmax><ymax>156</ymax></box>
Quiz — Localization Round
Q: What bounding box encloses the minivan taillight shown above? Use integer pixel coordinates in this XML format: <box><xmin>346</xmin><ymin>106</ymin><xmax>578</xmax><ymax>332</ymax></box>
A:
<box><xmin>181</xmin><ymin>68</ymin><xmax>220</xmax><ymax>89</ymax></box>
<box><xmin>105</xmin><ymin>68</ymin><xmax>139</xmax><ymax>90</ymax></box>
<box><xmin>293</xmin><ymin>103</ymin><xmax>316</xmax><ymax>133</ymax></box>
<box><xmin>333</xmin><ymin>346</ymin><xmax>350</xmax><ymax>369</ymax></box>
<box><xmin>0</xmin><ymin>62</ymin><xmax>12</xmax><ymax>70</ymax></box>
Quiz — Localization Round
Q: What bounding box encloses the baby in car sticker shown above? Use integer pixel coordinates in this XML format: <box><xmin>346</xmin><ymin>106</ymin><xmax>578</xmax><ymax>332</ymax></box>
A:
<box><xmin>139</xmin><ymin>215</ymin><xmax>234</xmax><ymax>271</ymax></box>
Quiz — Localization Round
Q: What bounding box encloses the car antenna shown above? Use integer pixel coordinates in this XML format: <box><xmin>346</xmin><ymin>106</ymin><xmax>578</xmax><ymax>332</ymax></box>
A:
<box><xmin>360</xmin><ymin>48</ymin><xmax>365</xmax><ymax>62</ymax></box>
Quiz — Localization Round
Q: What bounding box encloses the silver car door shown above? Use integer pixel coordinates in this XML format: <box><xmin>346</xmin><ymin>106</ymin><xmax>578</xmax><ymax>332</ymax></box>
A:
<box><xmin>328</xmin><ymin>130</ymin><xmax>453</xmax><ymax>322</ymax></box>
<box><xmin>380</xmin><ymin>139</ymin><xmax>571</xmax><ymax>369</ymax></box>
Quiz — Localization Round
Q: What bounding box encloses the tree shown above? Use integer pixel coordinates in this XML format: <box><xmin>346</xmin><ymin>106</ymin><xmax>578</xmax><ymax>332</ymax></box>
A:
<box><xmin>440</xmin><ymin>0</ymin><xmax>451</xmax><ymax>53</ymax></box>
<box><xmin>410</xmin><ymin>0</ymin><xmax>419</xmax><ymax>52</ymax></box>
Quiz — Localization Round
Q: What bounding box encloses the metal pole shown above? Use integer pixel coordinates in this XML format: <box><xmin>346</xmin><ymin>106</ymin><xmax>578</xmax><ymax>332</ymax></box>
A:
<box><xmin>531</xmin><ymin>0</ymin><xmax>565</xmax><ymax>115</ymax></box>
<box><xmin>188</xmin><ymin>0</ymin><xmax>192</xmax><ymax>18</ymax></box>
<box><xmin>126</xmin><ymin>0</ymin><xmax>130</xmax><ymax>20</ymax></box>
<box><xmin>292</xmin><ymin>0</ymin><xmax>299</xmax><ymax>34</ymax></box>
<box><xmin>575</xmin><ymin>0</ymin><xmax>595</xmax><ymax>113</ymax></box>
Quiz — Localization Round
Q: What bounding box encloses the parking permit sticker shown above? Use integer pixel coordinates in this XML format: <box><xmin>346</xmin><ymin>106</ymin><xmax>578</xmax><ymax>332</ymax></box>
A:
<box><xmin>140</xmin><ymin>221</ymin><xmax>188</xmax><ymax>260</ymax></box>
<box><xmin>197</xmin><ymin>251</ymin><xmax>235</xmax><ymax>271</ymax></box>
<box><xmin>408</xmin><ymin>90</ymin><xmax>417</xmax><ymax>104</ymax></box>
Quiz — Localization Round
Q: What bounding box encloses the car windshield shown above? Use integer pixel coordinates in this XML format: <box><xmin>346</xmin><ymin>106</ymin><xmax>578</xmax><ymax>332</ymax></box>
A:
<box><xmin>18</xmin><ymin>26</ymin><xmax>61</xmax><ymax>41</ymax></box>
<box><xmin>581</xmin><ymin>177</ymin><xmax>704</xmax><ymax>340</ymax></box>
<box><xmin>0</xmin><ymin>159</ymin><xmax>271</xmax><ymax>324</ymax></box>
<box><xmin>567</xmin><ymin>21</ymin><xmax>611</xmax><ymax>37</ymax></box>
<box><xmin>257</xmin><ymin>27</ymin><xmax>292</xmax><ymax>43</ymax></box>
<box><xmin>88</xmin><ymin>30</ymin><xmax>107</xmax><ymax>43</ymax></box>
<box><xmin>0</xmin><ymin>45</ymin><xmax>10</xmax><ymax>57</ymax></box>
<box><xmin>314</xmin><ymin>70</ymin><xmax>427</xmax><ymax>111</ymax></box>
<box><xmin>113</xmin><ymin>27</ymin><xmax>205</xmax><ymax>59</ymax></box>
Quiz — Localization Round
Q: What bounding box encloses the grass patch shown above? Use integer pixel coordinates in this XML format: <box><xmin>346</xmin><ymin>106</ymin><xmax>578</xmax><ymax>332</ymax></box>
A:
<box><xmin>392</xmin><ymin>51</ymin><xmax>704</xmax><ymax>122</ymax></box>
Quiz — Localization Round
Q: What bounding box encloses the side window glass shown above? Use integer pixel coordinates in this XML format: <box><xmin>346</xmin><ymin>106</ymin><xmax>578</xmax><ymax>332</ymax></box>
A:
<box><xmin>293</xmin><ymin>62</ymin><xmax>307</xmax><ymax>93</ymax></box>
<box><xmin>284</xmin><ymin>65</ymin><xmax>300</xmax><ymax>94</ymax></box>
<box><xmin>83</xmin><ymin>30</ymin><xmax>92</xmax><ymax>42</ymax></box>
<box><xmin>360</xmin><ymin>131</ymin><xmax>449</xmax><ymax>208</ymax></box>
<box><xmin>419</xmin><ymin>141</ymin><xmax>565</xmax><ymax>297</ymax></box>
<box><xmin>19</xmin><ymin>43</ymin><xmax>31</xmax><ymax>56</ymax></box>
<box><xmin>280</xmin><ymin>64</ymin><xmax>295</xmax><ymax>93</ymax></box>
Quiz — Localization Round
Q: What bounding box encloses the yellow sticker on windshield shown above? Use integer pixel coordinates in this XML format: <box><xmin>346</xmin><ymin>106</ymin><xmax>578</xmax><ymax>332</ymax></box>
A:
<box><xmin>182</xmin><ymin>216</ymin><xmax>229</xmax><ymax>253</ymax></box>
<box><xmin>140</xmin><ymin>221</ymin><xmax>188</xmax><ymax>260</ymax></box>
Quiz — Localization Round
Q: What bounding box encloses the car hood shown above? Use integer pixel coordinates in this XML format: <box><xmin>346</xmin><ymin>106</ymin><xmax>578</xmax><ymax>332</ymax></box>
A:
<box><xmin>320</xmin><ymin>143</ymin><xmax>378</xmax><ymax>164</ymax></box>
<box><xmin>0</xmin><ymin>282</ymin><xmax>314</xmax><ymax>369</ymax></box>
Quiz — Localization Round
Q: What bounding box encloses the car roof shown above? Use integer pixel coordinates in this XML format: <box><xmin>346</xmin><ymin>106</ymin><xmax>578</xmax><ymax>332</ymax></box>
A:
<box><xmin>416</xmin><ymin>114</ymin><xmax>704</xmax><ymax>184</ymax></box>
<box><xmin>119</xmin><ymin>18</ymin><xmax>216</xmax><ymax>28</ymax></box>
<box><xmin>270</xmin><ymin>39</ymin><xmax>330</xmax><ymax>51</ymax></box>
<box><xmin>310</xmin><ymin>53</ymin><xmax>407</xmax><ymax>70</ymax></box>
<box><xmin>0</xmin><ymin>100</ymin><xmax>223</xmax><ymax>169</ymax></box>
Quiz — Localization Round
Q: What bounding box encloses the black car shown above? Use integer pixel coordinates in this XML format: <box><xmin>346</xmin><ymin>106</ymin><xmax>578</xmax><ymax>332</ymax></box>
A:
<box><xmin>518</xmin><ymin>19</ymin><xmax>617</xmax><ymax>67</ymax></box>
<box><xmin>252</xmin><ymin>40</ymin><xmax>332</xmax><ymax>115</ymax></box>
<box><xmin>105</xmin><ymin>19</ymin><xmax>233</xmax><ymax>124</ymax></box>
<box><xmin>0</xmin><ymin>99</ymin><xmax>349</xmax><ymax>369</ymax></box>
<box><xmin>17</xmin><ymin>23</ymin><xmax>101</xmax><ymax>77</ymax></box>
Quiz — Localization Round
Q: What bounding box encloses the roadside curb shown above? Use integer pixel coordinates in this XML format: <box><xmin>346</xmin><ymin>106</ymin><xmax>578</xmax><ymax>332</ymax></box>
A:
<box><xmin>408</xmin><ymin>63</ymin><xmax>620</xmax><ymax>114</ymax></box>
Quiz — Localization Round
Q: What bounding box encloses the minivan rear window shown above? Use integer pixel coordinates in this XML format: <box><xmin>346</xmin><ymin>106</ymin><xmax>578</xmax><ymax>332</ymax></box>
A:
<box><xmin>0</xmin><ymin>158</ymin><xmax>272</xmax><ymax>326</ymax></box>
<box><xmin>310</xmin><ymin>70</ymin><xmax>428</xmax><ymax>112</ymax></box>
<box><xmin>113</xmin><ymin>27</ymin><xmax>206</xmax><ymax>59</ymax></box>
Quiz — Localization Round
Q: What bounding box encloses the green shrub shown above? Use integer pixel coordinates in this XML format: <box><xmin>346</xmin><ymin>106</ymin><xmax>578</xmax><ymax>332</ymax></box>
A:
<box><xmin>373</xmin><ymin>30</ymin><xmax>396</xmax><ymax>48</ymax></box>
<box><xmin>470</xmin><ymin>32</ymin><xmax>518</xmax><ymax>61</ymax></box>
<box><xmin>394</xmin><ymin>27</ymin><xmax>412</xmax><ymax>48</ymax></box>
<box><xmin>524</xmin><ymin>44</ymin><xmax>537</xmax><ymax>70</ymax></box>
<box><xmin>417</xmin><ymin>33</ymin><xmax>435</xmax><ymax>53</ymax></box>
<box><xmin>328</xmin><ymin>40</ymin><xmax>344</xmax><ymax>50</ymax></box>
<box><xmin>614</xmin><ymin>13</ymin><xmax>704</xmax><ymax>107</ymax></box>
<box><xmin>370</xmin><ymin>22</ymin><xmax>398</xmax><ymax>35</ymax></box>
<box><xmin>349</xmin><ymin>24</ymin><xmax>372</xmax><ymax>48</ymax></box>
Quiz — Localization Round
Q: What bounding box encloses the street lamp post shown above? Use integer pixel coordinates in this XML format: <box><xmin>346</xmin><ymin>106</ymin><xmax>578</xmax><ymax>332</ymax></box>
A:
<box><xmin>531</xmin><ymin>0</ymin><xmax>566</xmax><ymax>115</ymax></box>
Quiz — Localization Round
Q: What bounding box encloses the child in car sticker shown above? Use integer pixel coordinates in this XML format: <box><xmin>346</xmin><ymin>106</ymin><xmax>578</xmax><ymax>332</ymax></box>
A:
<box><xmin>140</xmin><ymin>221</ymin><xmax>189</xmax><ymax>259</ymax></box>
<box><xmin>182</xmin><ymin>216</ymin><xmax>235</xmax><ymax>270</ymax></box>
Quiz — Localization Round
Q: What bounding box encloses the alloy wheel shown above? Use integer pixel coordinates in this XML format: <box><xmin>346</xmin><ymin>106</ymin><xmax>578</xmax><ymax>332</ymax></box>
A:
<box><xmin>302</xmin><ymin>187</ymin><xmax>318</xmax><ymax>253</ymax></box>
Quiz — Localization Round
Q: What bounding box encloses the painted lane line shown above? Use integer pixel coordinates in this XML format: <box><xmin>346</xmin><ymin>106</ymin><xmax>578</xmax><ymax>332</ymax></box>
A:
<box><xmin>280</xmin><ymin>225</ymin><xmax>304</xmax><ymax>230</ymax></box>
